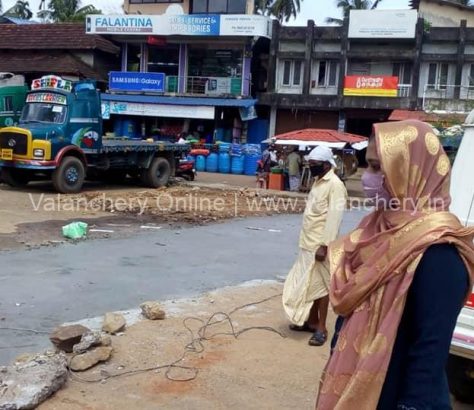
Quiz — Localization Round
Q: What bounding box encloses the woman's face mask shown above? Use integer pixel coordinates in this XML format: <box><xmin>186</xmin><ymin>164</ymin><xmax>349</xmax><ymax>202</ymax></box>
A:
<box><xmin>361</xmin><ymin>171</ymin><xmax>392</xmax><ymax>207</ymax></box>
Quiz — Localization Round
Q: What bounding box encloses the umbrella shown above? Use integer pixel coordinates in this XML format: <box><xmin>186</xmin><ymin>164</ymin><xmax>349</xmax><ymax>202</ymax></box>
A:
<box><xmin>263</xmin><ymin>129</ymin><xmax>368</xmax><ymax>150</ymax></box>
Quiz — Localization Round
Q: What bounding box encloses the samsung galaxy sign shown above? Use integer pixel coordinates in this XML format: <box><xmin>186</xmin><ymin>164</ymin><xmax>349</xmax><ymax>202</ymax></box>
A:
<box><xmin>109</xmin><ymin>72</ymin><xmax>165</xmax><ymax>93</ymax></box>
<box><xmin>86</xmin><ymin>14</ymin><xmax>272</xmax><ymax>38</ymax></box>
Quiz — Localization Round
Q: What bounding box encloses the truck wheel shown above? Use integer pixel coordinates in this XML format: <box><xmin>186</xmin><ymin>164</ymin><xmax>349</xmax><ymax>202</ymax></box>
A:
<box><xmin>52</xmin><ymin>157</ymin><xmax>85</xmax><ymax>194</ymax></box>
<box><xmin>1</xmin><ymin>168</ymin><xmax>30</xmax><ymax>187</ymax></box>
<box><xmin>145</xmin><ymin>157</ymin><xmax>171</xmax><ymax>188</ymax></box>
<box><xmin>447</xmin><ymin>354</ymin><xmax>474</xmax><ymax>404</ymax></box>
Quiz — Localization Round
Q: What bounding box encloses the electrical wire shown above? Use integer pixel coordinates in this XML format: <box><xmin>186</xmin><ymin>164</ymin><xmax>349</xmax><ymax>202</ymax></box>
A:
<box><xmin>68</xmin><ymin>293</ymin><xmax>284</xmax><ymax>384</ymax></box>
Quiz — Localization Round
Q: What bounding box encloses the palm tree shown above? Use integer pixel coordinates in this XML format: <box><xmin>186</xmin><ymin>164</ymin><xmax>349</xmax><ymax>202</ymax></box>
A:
<box><xmin>38</xmin><ymin>0</ymin><xmax>101</xmax><ymax>22</ymax></box>
<box><xmin>255</xmin><ymin>0</ymin><xmax>303</xmax><ymax>23</ymax></box>
<box><xmin>3</xmin><ymin>0</ymin><xmax>33</xmax><ymax>19</ymax></box>
<box><xmin>325</xmin><ymin>0</ymin><xmax>381</xmax><ymax>25</ymax></box>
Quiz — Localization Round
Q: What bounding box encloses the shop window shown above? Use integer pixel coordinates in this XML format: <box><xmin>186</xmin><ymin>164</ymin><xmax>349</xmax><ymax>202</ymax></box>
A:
<box><xmin>147</xmin><ymin>44</ymin><xmax>180</xmax><ymax>76</ymax></box>
<box><xmin>428</xmin><ymin>63</ymin><xmax>449</xmax><ymax>90</ymax></box>
<box><xmin>188</xmin><ymin>47</ymin><xmax>242</xmax><ymax>78</ymax></box>
<box><xmin>126</xmin><ymin>44</ymin><xmax>141</xmax><ymax>72</ymax></box>
<box><xmin>314</xmin><ymin>61</ymin><xmax>338</xmax><ymax>88</ymax></box>
<box><xmin>469</xmin><ymin>64</ymin><xmax>474</xmax><ymax>88</ymax></box>
<box><xmin>129</xmin><ymin>0</ymin><xmax>182</xmax><ymax>3</ymax></box>
<box><xmin>281</xmin><ymin>60</ymin><xmax>303</xmax><ymax>87</ymax></box>
<box><xmin>392</xmin><ymin>63</ymin><xmax>412</xmax><ymax>85</ymax></box>
<box><xmin>191</xmin><ymin>0</ymin><xmax>246</xmax><ymax>14</ymax></box>
<box><xmin>3</xmin><ymin>96</ymin><xmax>13</xmax><ymax>112</ymax></box>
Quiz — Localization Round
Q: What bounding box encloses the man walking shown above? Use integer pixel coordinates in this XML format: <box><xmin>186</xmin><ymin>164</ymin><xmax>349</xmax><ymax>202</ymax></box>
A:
<box><xmin>286</xmin><ymin>147</ymin><xmax>302</xmax><ymax>192</ymax></box>
<box><xmin>283</xmin><ymin>146</ymin><xmax>347</xmax><ymax>346</ymax></box>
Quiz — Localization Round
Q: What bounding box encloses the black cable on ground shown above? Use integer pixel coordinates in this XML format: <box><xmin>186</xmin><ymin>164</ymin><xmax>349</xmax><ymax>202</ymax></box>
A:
<box><xmin>68</xmin><ymin>293</ymin><xmax>284</xmax><ymax>384</ymax></box>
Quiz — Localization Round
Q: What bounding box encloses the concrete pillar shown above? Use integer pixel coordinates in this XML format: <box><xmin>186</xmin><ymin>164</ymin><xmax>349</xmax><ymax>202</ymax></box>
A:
<box><xmin>303</xmin><ymin>20</ymin><xmax>315</xmax><ymax>96</ymax></box>
<box><xmin>267</xmin><ymin>20</ymin><xmax>280</xmax><ymax>93</ymax></box>
<box><xmin>140</xmin><ymin>43</ymin><xmax>147</xmax><ymax>73</ymax></box>
<box><xmin>269</xmin><ymin>106</ymin><xmax>277</xmax><ymax>138</ymax></box>
<box><xmin>337</xmin><ymin>18</ymin><xmax>349</xmax><ymax>106</ymax></box>
<box><xmin>242</xmin><ymin>43</ymin><xmax>252</xmax><ymax>97</ymax></box>
<box><xmin>454</xmin><ymin>20</ymin><xmax>467</xmax><ymax>100</ymax></box>
<box><xmin>411</xmin><ymin>17</ymin><xmax>424</xmax><ymax>109</ymax></box>
<box><xmin>178</xmin><ymin>43</ymin><xmax>187</xmax><ymax>94</ymax></box>
<box><xmin>121</xmin><ymin>44</ymin><xmax>128</xmax><ymax>72</ymax></box>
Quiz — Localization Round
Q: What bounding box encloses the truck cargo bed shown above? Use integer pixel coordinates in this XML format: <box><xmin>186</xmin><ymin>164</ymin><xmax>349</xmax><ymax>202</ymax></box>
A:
<box><xmin>100</xmin><ymin>138</ymin><xmax>189</xmax><ymax>154</ymax></box>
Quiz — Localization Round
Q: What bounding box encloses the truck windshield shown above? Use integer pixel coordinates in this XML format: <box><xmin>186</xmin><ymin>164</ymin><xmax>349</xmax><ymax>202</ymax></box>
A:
<box><xmin>20</xmin><ymin>103</ymin><xmax>67</xmax><ymax>124</ymax></box>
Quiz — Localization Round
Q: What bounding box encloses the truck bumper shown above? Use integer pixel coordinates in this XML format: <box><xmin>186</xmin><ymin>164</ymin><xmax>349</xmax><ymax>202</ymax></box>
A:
<box><xmin>0</xmin><ymin>159</ymin><xmax>57</xmax><ymax>170</ymax></box>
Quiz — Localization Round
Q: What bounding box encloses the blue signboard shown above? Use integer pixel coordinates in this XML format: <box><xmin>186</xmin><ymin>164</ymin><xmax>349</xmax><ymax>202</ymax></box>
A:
<box><xmin>167</xmin><ymin>15</ymin><xmax>220</xmax><ymax>36</ymax></box>
<box><xmin>109</xmin><ymin>72</ymin><xmax>165</xmax><ymax>92</ymax></box>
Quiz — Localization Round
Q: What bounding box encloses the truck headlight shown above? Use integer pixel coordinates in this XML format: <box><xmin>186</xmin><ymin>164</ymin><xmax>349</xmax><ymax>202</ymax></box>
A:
<box><xmin>33</xmin><ymin>149</ymin><xmax>44</xmax><ymax>158</ymax></box>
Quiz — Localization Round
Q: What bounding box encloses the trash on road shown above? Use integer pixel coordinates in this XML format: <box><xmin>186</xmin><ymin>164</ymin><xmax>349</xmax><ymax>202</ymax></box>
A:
<box><xmin>62</xmin><ymin>222</ymin><xmax>88</xmax><ymax>240</ymax></box>
<box><xmin>89</xmin><ymin>229</ymin><xmax>115</xmax><ymax>233</ymax></box>
<box><xmin>140</xmin><ymin>225</ymin><xmax>162</xmax><ymax>230</ymax></box>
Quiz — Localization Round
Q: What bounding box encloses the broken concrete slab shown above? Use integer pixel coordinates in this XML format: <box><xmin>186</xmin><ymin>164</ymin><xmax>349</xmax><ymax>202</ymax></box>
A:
<box><xmin>72</xmin><ymin>331</ymin><xmax>103</xmax><ymax>354</ymax></box>
<box><xmin>49</xmin><ymin>324</ymin><xmax>90</xmax><ymax>353</ymax></box>
<box><xmin>102</xmin><ymin>313</ymin><xmax>126</xmax><ymax>334</ymax></box>
<box><xmin>69</xmin><ymin>347</ymin><xmax>113</xmax><ymax>372</ymax></box>
<box><xmin>140</xmin><ymin>301</ymin><xmax>166</xmax><ymax>320</ymax></box>
<box><xmin>0</xmin><ymin>352</ymin><xmax>67</xmax><ymax>410</ymax></box>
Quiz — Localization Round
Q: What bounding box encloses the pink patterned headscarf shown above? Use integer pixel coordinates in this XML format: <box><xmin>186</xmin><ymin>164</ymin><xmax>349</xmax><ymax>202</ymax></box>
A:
<box><xmin>316</xmin><ymin>120</ymin><xmax>474</xmax><ymax>409</ymax></box>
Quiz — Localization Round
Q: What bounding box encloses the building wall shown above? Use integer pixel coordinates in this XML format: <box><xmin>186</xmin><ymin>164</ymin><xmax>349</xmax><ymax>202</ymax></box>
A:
<box><xmin>419</xmin><ymin>2</ymin><xmax>474</xmax><ymax>27</ymax></box>
<box><xmin>275</xmin><ymin>109</ymin><xmax>338</xmax><ymax>135</ymax></box>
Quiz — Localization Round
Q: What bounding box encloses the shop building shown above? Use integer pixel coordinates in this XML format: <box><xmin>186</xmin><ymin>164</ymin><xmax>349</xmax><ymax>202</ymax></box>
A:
<box><xmin>259</xmin><ymin>8</ymin><xmax>474</xmax><ymax>138</ymax></box>
<box><xmin>87</xmin><ymin>0</ymin><xmax>271</xmax><ymax>143</ymax></box>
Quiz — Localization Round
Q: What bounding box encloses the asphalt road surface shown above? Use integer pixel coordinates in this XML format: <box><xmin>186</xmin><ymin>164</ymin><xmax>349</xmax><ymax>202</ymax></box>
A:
<box><xmin>0</xmin><ymin>210</ymin><xmax>363</xmax><ymax>364</ymax></box>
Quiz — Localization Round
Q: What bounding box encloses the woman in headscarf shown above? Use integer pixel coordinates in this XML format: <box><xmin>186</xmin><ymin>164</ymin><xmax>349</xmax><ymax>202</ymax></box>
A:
<box><xmin>316</xmin><ymin>120</ymin><xmax>474</xmax><ymax>409</ymax></box>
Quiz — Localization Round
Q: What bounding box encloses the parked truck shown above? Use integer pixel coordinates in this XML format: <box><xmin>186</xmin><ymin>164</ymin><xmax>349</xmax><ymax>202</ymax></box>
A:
<box><xmin>447</xmin><ymin>110</ymin><xmax>474</xmax><ymax>404</ymax></box>
<box><xmin>0</xmin><ymin>73</ymin><xmax>27</xmax><ymax>128</ymax></box>
<box><xmin>0</xmin><ymin>75</ymin><xmax>189</xmax><ymax>193</ymax></box>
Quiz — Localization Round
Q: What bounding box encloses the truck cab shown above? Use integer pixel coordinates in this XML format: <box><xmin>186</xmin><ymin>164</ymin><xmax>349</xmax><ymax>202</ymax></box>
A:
<box><xmin>0</xmin><ymin>75</ymin><xmax>187</xmax><ymax>193</ymax></box>
<box><xmin>447</xmin><ymin>110</ymin><xmax>474</xmax><ymax>404</ymax></box>
<box><xmin>0</xmin><ymin>73</ymin><xmax>27</xmax><ymax>128</ymax></box>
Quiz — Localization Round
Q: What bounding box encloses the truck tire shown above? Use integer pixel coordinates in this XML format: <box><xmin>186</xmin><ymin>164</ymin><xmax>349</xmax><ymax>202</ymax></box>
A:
<box><xmin>447</xmin><ymin>354</ymin><xmax>474</xmax><ymax>404</ymax></box>
<box><xmin>52</xmin><ymin>156</ymin><xmax>85</xmax><ymax>194</ymax></box>
<box><xmin>1</xmin><ymin>168</ymin><xmax>30</xmax><ymax>187</ymax></box>
<box><xmin>144</xmin><ymin>157</ymin><xmax>171</xmax><ymax>188</ymax></box>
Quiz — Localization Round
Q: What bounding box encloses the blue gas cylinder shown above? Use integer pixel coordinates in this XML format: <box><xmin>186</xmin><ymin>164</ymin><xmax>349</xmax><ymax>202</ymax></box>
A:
<box><xmin>205</xmin><ymin>153</ymin><xmax>218</xmax><ymax>172</ymax></box>
<box><xmin>195</xmin><ymin>155</ymin><xmax>206</xmax><ymax>172</ymax></box>
<box><xmin>231</xmin><ymin>155</ymin><xmax>244</xmax><ymax>175</ymax></box>
<box><xmin>218</xmin><ymin>152</ymin><xmax>231</xmax><ymax>174</ymax></box>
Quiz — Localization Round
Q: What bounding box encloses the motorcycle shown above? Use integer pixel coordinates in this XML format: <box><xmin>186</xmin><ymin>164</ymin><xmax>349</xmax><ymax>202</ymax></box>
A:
<box><xmin>176</xmin><ymin>158</ymin><xmax>196</xmax><ymax>181</ymax></box>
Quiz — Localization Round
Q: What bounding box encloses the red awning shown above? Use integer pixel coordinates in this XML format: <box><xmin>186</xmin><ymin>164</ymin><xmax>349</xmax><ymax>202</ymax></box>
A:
<box><xmin>388</xmin><ymin>110</ymin><xmax>466</xmax><ymax>123</ymax></box>
<box><xmin>389</xmin><ymin>110</ymin><xmax>431</xmax><ymax>121</ymax></box>
<box><xmin>274</xmin><ymin>129</ymin><xmax>367</xmax><ymax>144</ymax></box>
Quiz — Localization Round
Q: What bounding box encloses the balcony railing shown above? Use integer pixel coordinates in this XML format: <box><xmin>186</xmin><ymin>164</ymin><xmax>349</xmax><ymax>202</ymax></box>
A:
<box><xmin>165</xmin><ymin>76</ymin><xmax>245</xmax><ymax>97</ymax></box>
<box><xmin>397</xmin><ymin>84</ymin><xmax>412</xmax><ymax>98</ymax></box>
<box><xmin>423</xmin><ymin>84</ymin><xmax>474</xmax><ymax>113</ymax></box>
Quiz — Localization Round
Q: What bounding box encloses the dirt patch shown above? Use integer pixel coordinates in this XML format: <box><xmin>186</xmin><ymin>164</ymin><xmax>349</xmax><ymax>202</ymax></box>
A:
<box><xmin>0</xmin><ymin>183</ymin><xmax>306</xmax><ymax>251</ymax></box>
<box><xmin>37</xmin><ymin>281</ymin><xmax>331</xmax><ymax>410</ymax></box>
<box><xmin>62</xmin><ymin>186</ymin><xmax>307</xmax><ymax>224</ymax></box>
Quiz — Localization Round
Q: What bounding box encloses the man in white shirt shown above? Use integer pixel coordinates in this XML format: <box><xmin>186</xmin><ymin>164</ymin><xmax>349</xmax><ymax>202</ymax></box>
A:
<box><xmin>283</xmin><ymin>146</ymin><xmax>347</xmax><ymax>346</ymax></box>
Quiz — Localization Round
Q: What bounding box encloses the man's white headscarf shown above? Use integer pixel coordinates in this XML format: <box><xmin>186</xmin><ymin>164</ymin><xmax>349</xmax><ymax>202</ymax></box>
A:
<box><xmin>306</xmin><ymin>146</ymin><xmax>337</xmax><ymax>167</ymax></box>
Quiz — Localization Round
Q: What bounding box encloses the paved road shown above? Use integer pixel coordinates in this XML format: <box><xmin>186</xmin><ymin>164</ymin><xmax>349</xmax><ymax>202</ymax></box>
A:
<box><xmin>0</xmin><ymin>211</ymin><xmax>366</xmax><ymax>364</ymax></box>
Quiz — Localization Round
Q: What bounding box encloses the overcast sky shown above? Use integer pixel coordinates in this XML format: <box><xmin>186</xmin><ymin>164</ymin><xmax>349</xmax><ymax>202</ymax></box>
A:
<box><xmin>2</xmin><ymin>0</ymin><xmax>410</xmax><ymax>25</ymax></box>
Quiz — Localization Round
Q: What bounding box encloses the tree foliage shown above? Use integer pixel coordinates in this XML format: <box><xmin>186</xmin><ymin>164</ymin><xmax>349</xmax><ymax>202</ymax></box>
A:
<box><xmin>255</xmin><ymin>0</ymin><xmax>303</xmax><ymax>22</ymax></box>
<box><xmin>38</xmin><ymin>0</ymin><xmax>100</xmax><ymax>22</ymax></box>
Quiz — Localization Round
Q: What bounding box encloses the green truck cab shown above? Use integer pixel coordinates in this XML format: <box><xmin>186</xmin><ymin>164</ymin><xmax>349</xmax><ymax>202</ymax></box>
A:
<box><xmin>0</xmin><ymin>73</ymin><xmax>27</xmax><ymax>128</ymax></box>
<box><xmin>0</xmin><ymin>75</ymin><xmax>189</xmax><ymax>193</ymax></box>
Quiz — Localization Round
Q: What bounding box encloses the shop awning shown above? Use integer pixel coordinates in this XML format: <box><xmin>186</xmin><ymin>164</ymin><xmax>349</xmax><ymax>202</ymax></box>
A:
<box><xmin>101</xmin><ymin>93</ymin><xmax>257</xmax><ymax>108</ymax></box>
<box><xmin>263</xmin><ymin>129</ymin><xmax>369</xmax><ymax>150</ymax></box>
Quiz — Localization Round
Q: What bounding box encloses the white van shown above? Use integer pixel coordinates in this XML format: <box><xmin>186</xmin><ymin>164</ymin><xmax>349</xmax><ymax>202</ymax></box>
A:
<box><xmin>447</xmin><ymin>110</ymin><xmax>474</xmax><ymax>403</ymax></box>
